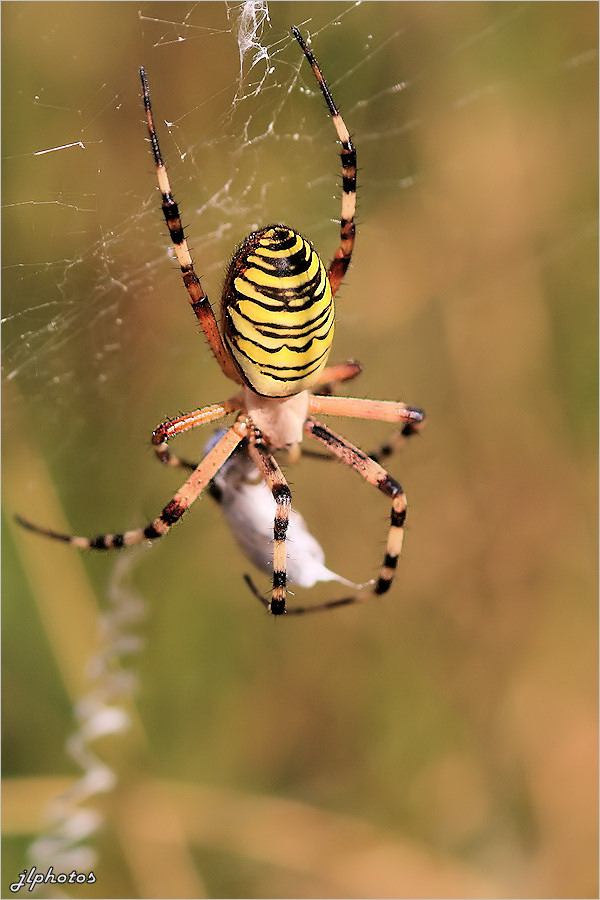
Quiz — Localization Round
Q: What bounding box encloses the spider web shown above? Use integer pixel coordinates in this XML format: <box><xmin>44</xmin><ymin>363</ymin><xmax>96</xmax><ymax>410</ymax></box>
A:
<box><xmin>3</xmin><ymin>2</ymin><xmax>595</xmax><ymax>453</ymax></box>
<box><xmin>3</xmin><ymin>4</ymin><xmax>355</xmax><ymax>399</ymax></box>
<box><xmin>3</xmin><ymin>0</ymin><xmax>597</xmax><ymax>590</ymax></box>
<box><xmin>3</xmin><ymin>5</ymin><xmax>598</xmax><ymax>895</ymax></box>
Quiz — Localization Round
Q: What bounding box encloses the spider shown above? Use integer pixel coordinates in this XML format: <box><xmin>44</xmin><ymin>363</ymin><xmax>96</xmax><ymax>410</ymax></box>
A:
<box><xmin>16</xmin><ymin>27</ymin><xmax>424</xmax><ymax>616</ymax></box>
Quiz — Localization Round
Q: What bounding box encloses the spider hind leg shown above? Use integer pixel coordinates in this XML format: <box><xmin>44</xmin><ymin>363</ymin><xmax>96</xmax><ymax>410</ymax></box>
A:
<box><xmin>15</xmin><ymin>425</ymin><xmax>246</xmax><ymax>553</ymax></box>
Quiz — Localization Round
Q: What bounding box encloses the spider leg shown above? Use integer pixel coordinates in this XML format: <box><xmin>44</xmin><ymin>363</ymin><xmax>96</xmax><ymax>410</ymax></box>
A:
<box><xmin>243</xmin><ymin>573</ymin><xmax>357</xmax><ymax>615</ymax></box>
<box><xmin>292</xmin><ymin>28</ymin><xmax>356</xmax><ymax>298</ymax></box>
<box><xmin>312</xmin><ymin>359</ymin><xmax>362</xmax><ymax>395</ymax></box>
<box><xmin>16</xmin><ymin>423</ymin><xmax>246</xmax><ymax>550</ymax></box>
<box><xmin>139</xmin><ymin>68</ymin><xmax>241</xmax><ymax>384</ymax></box>
<box><xmin>266</xmin><ymin>416</ymin><xmax>410</xmax><ymax>615</ymax></box>
<box><xmin>306</xmin><ymin>416</ymin><xmax>407</xmax><ymax>596</ymax></box>
<box><xmin>308</xmin><ymin>393</ymin><xmax>425</xmax><ymax>462</ymax></box>
<box><xmin>247</xmin><ymin>414</ymin><xmax>415</xmax><ymax>616</ymax></box>
<box><xmin>152</xmin><ymin>394</ymin><xmax>242</xmax><ymax>470</ymax></box>
<box><xmin>299</xmin><ymin>363</ymin><xmax>366</xmax><ymax>461</ymax></box>
<box><xmin>246</xmin><ymin>429</ymin><xmax>292</xmax><ymax>616</ymax></box>
<box><xmin>302</xmin><ymin>426</ymin><xmax>422</xmax><ymax>465</ymax></box>
<box><xmin>365</xmin><ymin>428</ymin><xmax>422</xmax><ymax>465</ymax></box>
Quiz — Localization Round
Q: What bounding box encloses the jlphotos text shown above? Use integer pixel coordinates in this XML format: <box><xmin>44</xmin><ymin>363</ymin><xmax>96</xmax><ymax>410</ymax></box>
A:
<box><xmin>10</xmin><ymin>867</ymin><xmax>96</xmax><ymax>892</ymax></box>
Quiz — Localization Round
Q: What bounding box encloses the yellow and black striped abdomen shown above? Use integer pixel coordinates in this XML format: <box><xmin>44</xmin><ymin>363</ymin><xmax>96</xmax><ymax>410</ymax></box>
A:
<box><xmin>221</xmin><ymin>225</ymin><xmax>334</xmax><ymax>397</ymax></box>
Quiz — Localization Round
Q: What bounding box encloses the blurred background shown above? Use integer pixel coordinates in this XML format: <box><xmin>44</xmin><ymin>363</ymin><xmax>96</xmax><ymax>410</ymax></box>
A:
<box><xmin>2</xmin><ymin>2</ymin><xmax>597</xmax><ymax>898</ymax></box>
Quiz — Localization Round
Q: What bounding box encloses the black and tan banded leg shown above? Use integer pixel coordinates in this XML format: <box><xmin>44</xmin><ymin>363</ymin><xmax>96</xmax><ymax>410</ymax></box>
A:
<box><xmin>139</xmin><ymin>68</ymin><xmax>241</xmax><ymax>384</ymax></box>
<box><xmin>152</xmin><ymin>395</ymin><xmax>243</xmax><ymax>471</ymax></box>
<box><xmin>246</xmin><ymin>415</ymin><xmax>412</xmax><ymax>615</ymax></box>
<box><xmin>247</xmin><ymin>416</ymin><xmax>408</xmax><ymax>615</ymax></box>
<box><xmin>16</xmin><ymin>423</ymin><xmax>246</xmax><ymax>551</ymax></box>
<box><xmin>292</xmin><ymin>28</ymin><xmax>356</xmax><ymax>297</ymax></box>
<box><xmin>306</xmin><ymin>416</ymin><xmax>407</xmax><ymax>598</ymax></box>
<box><xmin>299</xmin><ymin>361</ymin><xmax>365</xmax><ymax>461</ymax></box>
<box><xmin>365</xmin><ymin>423</ymin><xmax>423</xmax><ymax>465</ymax></box>
<box><xmin>303</xmin><ymin>393</ymin><xmax>425</xmax><ymax>464</ymax></box>
<box><xmin>245</xmin><ymin>428</ymin><xmax>292</xmax><ymax>616</ymax></box>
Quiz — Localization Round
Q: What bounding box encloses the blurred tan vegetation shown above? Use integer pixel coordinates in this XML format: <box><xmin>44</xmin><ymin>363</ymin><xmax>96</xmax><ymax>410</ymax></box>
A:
<box><xmin>2</xmin><ymin>2</ymin><xmax>597</xmax><ymax>898</ymax></box>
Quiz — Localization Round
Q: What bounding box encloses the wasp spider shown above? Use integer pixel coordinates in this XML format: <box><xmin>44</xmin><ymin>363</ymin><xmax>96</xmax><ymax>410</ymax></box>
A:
<box><xmin>17</xmin><ymin>27</ymin><xmax>425</xmax><ymax>616</ymax></box>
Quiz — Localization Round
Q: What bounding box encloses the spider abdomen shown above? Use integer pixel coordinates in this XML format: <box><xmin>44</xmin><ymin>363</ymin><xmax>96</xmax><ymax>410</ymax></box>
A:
<box><xmin>221</xmin><ymin>225</ymin><xmax>334</xmax><ymax>397</ymax></box>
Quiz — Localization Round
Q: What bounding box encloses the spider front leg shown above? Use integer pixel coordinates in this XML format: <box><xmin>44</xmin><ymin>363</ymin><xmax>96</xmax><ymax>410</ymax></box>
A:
<box><xmin>152</xmin><ymin>395</ymin><xmax>242</xmax><ymax>471</ymax></box>
<box><xmin>293</xmin><ymin>28</ymin><xmax>356</xmax><ymax>296</ymax></box>
<box><xmin>308</xmin><ymin>393</ymin><xmax>425</xmax><ymax>463</ymax></box>
<box><xmin>140</xmin><ymin>68</ymin><xmax>241</xmax><ymax>385</ymax></box>
<box><xmin>245</xmin><ymin>429</ymin><xmax>292</xmax><ymax>616</ymax></box>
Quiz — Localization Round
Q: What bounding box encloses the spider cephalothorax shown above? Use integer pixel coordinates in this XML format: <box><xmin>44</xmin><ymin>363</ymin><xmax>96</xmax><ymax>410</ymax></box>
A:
<box><xmin>17</xmin><ymin>27</ymin><xmax>424</xmax><ymax>615</ymax></box>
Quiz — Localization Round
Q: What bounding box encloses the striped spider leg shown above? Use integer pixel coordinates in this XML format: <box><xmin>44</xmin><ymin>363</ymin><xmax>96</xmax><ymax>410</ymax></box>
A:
<box><xmin>244</xmin><ymin>429</ymin><xmax>292</xmax><ymax>616</ymax></box>
<box><xmin>16</xmin><ymin>422</ymin><xmax>247</xmax><ymax>550</ymax></box>
<box><xmin>140</xmin><ymin>67</ymin><xmax>241</xmax><ymax>385</ymax></box>
<box><xmin>291</xmin><ymin>27</ymin><xmax>356</xmax><ymax>296</ymax></box>
<box><xmin>204</xmin><ymin>426</ymin><xmax>367</xmax><ymax>594</ymax></box>
<box><xmin>303</xmin><ymin>362</ymin><xmax>425</xmax><ymax>463</ymax></box>
<box><xmin>245</xmin><ymin>396</ymin><xmax>424</xmax><ymax>615</ymax></box>
<box><xmin>155</xmin><ymin>363</ymin><xmax>364</xmax><ymax>473</ymax></box>
<box><xmin>151</xmin><ymin>394</ymin><xmax>243</xmax><ymax>471</ymax></box>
